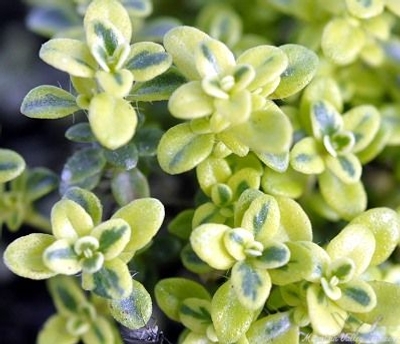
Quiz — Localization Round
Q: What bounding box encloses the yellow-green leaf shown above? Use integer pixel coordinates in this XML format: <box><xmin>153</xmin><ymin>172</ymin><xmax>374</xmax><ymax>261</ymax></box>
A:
<box><xmin>322</xmin><ymin>18</ymin><xmax>365</xmax><ymax>65</ymax></box>
<box><xmin>211</xmin><ymin>281</ymin><xmax>255</xmax><ymax>343</ymax></box>
<box><xmin>229</xmin><ymin>102</ymin><xmax>293</xmax><ymax>155</ymax></box>
<box><xmin>318</xmin><ymin>170</ymin><xmax>367</xmax><ymax>220</ymax></box>
<box><xmin>163</xmin><ymin>26</ymin><xmax>210</xmax><ymax>80</ymax></box>
<box><xmin>96</xmin><ymin>69</ymin><xmax>134</xmax><ymax>98</ymax></box>
<box><xmin>51</xmin><ymin>199</ymin><xmax>94</xmax><ymax>241</ymax></box>
<box><xmin>271</xmin><ymin>44</ymin><xmax>318</xmax><ymax>98</ymax></box>
<box><xmin>0</xmin><ymin>149</ymin><xmax>25</xmax><ymax>183</ymax></box>
<box><xmin>89</xmin><ymin>93</ymin><xmax>137</xmax><ymax>150</ymax></box>
<box><xmin>307</xmin><ymin>284</ymin><xmax>347</xmax><ymax>336</ymax></box>
<box><xmin>112</xmin><ymin>198</ymin><xmax>164</xmax><ymax>260</ymax></box>
<box><xmin>43</xmin><ymin>239</ymin><xmax>81</xmax><ymax>275</ymax></box>
<box><xmin>39</xmin><ymin>38</ymin><xmax>97</xmax><ymax>77</ymax></box>
<box><xmin>247</xmin><ymin>312</ymin><xmax>299</xmax><ymax>344</ymax></box>
<box><xmin>157</xmin><ymin>123</ymin><xmax>214</xmax><ymax>174</ymax></box>
<box><xmin>345</xmin><ymin>0</ymin><xmax>384</xmax><ymax>19</ymax></box>
<box><xmin>155</xmin><ymin>277</ymin><xmax>211</xmax><ymax>322</ymax></box>
<box><xmin>350</xmin><ymin>207</ymin><xmax>400</xmax><ymax>266</ymax></box>
<box><xmin>237</xmin><ymin>45</ymin><xmax>288</xmax><ymax>91</ymax></box>
<box><xmin>326</xmin><ymin>224</ymin><xmax>375</xmax><ymax>276</ymax></box>
<box><xmin>3</xmin><ymin>233</ymin><xmax>57</xmax><ymax>279</ymax></box>
<box><xmin>168</xmin><ymin>81</ymin><xmax>213</xmax><ymax>119</ymax></box>
<box><xmin>290</xmin><ymin>137</ymin><xmax>325</xmax><ymax>175</ymax></box>
<box><xmin>190</xmin><ymin>223</ymin><xmax>235</xmax><ymax>270</ymax></box>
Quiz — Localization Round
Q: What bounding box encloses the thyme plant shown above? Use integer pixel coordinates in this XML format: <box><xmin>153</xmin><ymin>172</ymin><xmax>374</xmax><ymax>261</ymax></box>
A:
<box><xmin>2</xmin><ymin>0</ymin><xmax>400</xmax><ymax>343</ymax></box>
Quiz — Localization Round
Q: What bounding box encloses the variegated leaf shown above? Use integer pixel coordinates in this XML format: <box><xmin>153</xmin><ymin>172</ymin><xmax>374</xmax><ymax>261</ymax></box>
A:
<box><xmin>343</xmin><ymin>105</ymin><xmax>381</xmax><ymax>153</ymax></box>
<box><xmin>307</xmin><ymin>284</ymin><xmax>347</xmax><ymax>337</ymax></box>
<box><xmin>82</xmin><ymin>258</ymin><xmax>132</xmax><ymax>299</ymax></box>
<box><xmin>192</xmin><ymin>202</ymin><xmax>227</xmax><ymax>228</ymax></box>
<box><xmin>157</xmin><ymin>123</ymin><xmax>214</xmax><ymax>174</ymax></box>
<box><xmin>96</xmin><ymin>69</ymin><xmax>134</xmax><ymax>98</ymax></box>
<box><xmin>169</xmin><ymin>81</ymin><xmax>213</xmax><ymax>119</ymax></box>
<box><xmin>253</xmin><ymin>241</ymin><xmax>290</xmax><ymax>269</ymax></box>
<box><xmin>82</xmin><ymin>316</ymin><xmax>115</xmax><ymax>344</ymax></box>
<box><xmin>21</xmin><ymin>85</ymin><xmax>79</xmax><ymax>119</ymax></box>
<box><xmin>325</xmin><ymin>154</ymin><xmax>362</xmax><ymax>183</ymax></box>
<box><xmin>109</xmin><ymin>279</ymin><xmax>152</xmax><ymax>329</ymax></box>
<box><xmin>274</xmin><ymin>196</ymin><xmax>312</xmax><ymax>241</ymax></box>
<box><xmin>290</xmin><ymin>137</ymin><xmax>325</xmax><ymax>175</ymax></box>
<box><xmin>112</xmin><ymin>198</ymin><xmax>164</xmax><ymax>260</ymax></box>
<box><xmin>231</xmin><ymin>261</ymin><xmax>271</xmax><ymax>310</ymax></box>
<box><xmin>91</xmin><ymin>219</ymin><xmax>131</xmax><ymax>260</ymax></box>
<box><xmin>318</xmin><ymin>170</ymin><xmax>367</xmax><ymax>220</ymax></box>
<box><xmin>84</xmin><ymin>0</ymin><xmax>132</xmax><ymax>47</ymax></box>
<box><xmin>237</xmin><ymin>45</ymin><xmax>288</xmax><ymax>91</ymax></box>
<box><xmin>326</xmin><ymin>224</ymin><xmax>375</xmax><ymax>277</ymax></box>
<box><xmin>43</xmin><ymin>239</ymin><xmax>81</xmax><ymax>275</ymax></box>
<box><xmin>350</xmin><ymin>207</ymin><xmax>400</xmax><ymax>266</ymax></box>
<box><xmin>241</xmin><ymin>193</ymin><xmax>280</xmax><ymax>244</ymax></box>
<box><xmin>190</xmin><ymin>223</ymin><xmax>235</xmax><ymax>270</ymax></box>
<box><xmin>62</xmin><ymin>187</ymin><xmax>103</xmax><ymax>226</ymax></box>
<box><xmin>51</xmin><ymin>199</ymin><xmax>94</xmax><ymax>240</ymax></box>
<box><xmin>228</xmin><ymin>102</ymin><xmax>293</xmax><ymax>155</ymax></box>
<box><xmin>155</xmin><ymin>278</ymin><xmax>211</xmax><ymax>322</ymax></box>
<box><xmin>39</xmin><ymin>38</ymin><xmax>97</xmax><ymax>77</ymax></box>
<box><xmin>211</xmin><ymin>281</ymin><xmax>255</xmax><ymax>343</ymax></box>
<box><xmin>195</xmin><ymin>38</ymin><xmax>236</xmax><ymax>78</ymax></box>
<box><xmin>270</xmin><ymin>44</ymin><xmax>318</xmax><ymax>99</ymax></box>
<box><xmin>246</xmin><ymin>312</ymin><xmax>299</xmax><ymax>344</ymax></box>
<box><xmin>179</xmin><ymin>298</ymin><xmax>212</xmax><ymax>333</ymax></box>
<box><xmin>126</xmin><ymin>42</ymin><xmax>172</xmax><ymax>82</ymax></box>
<box><xmin>345</xmin><ymin>0</ymin><xmax>384</xmax><ymax>19</ymax></box>
<box><xmin>0</xmin><ymin>149</ymin><xmax>25</xmax><ymax>183</ymax></box>
<box><xmin>336</xmin><ymin>280</ymin><xmax>377</xmax><ymax>313</ymax></box>
<box><xmin>269</xmin><ymin>241</ymin><xmax>329</xmax><ymax>285</ymax></box>
<box><xmin>3</xmin><ymin>233</ymin><xmax>57</xmax><ymax>279</ymax></box>
<box><xmin>48</xmin><ymin>276</ymin><xmax>87</xmax><ymax>315</ymax></box>
<box><xmin>163</xmin><ymin>26</ymin><xmax>210</xmax><ymax>80</ymax></box>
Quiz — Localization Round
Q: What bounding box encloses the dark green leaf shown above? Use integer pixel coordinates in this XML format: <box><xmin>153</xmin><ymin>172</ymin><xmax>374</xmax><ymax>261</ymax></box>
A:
<box><xmin>60</xmin><ymin>147</ymin><xmax>106</xmax><ymax>194</ymax></box>
<box><xmin>108</xmin><ymin>279</ymin><xmax>152</xmax><ymax>329</ymax></box>
<box><xmin>111</xmin><ymin>168</ymin><xmax>150</xmax><ymax>206</ymax></box>
<box><xmin>65</xmin><ymin>123</ymin><xmax>96</xmax><ymax>143</ymax></box>
<box><xmin>26</xmin><ymin>167</ymin><xmax>58</xmax><ymax>201</ymax></box>
<box><xmin>104</xmin><ymin>143</ymin><xmax>139</xmax><ymax>170</ymax></box>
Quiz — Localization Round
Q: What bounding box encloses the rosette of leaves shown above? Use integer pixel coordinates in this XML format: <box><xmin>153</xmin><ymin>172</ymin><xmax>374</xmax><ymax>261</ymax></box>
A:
<box><xmin>37</xmin><ymin>276</ymin><xmax>121</xmax><ymax>344</ymax></box>
<box><xmin>290</xmin><ymin>99</ymin><xmax>381</xmax><ymax>219</ymax></box>
<box><xmin>321</xmin><ymin>0</ymin><xmax>400</xmax><ymax>66</ymax></box>
<box><xmin>193</xmin><ymin>154</ymin><xmax>264</xmax><ymax>227</ymax></box>
<box><xmin>190</xmin><ymin>189</ymin><xmax>313</xmax><ymax>312</ymax></box>
<box><xmin>0</xmin><ymin>166</ymin><xmax>58</xmax><ymax>233</ymax></box>
<box><xmin>157</xmin><ymin>25</ymin><xmax>318</xmax><ymax>174</ymax></box>
<box><xmin>20</xmin><ymin>0</ymin><xmax>172</xmax><ymax>150</ymax></box>
<box><xmin>3</xmin><ymin>187</ymin><xmax>165</xmax><ymax>300</ymax></box>
<box><xmin>273</xmin><ymin>207</ymin><xmax>400</xmax><ymax>338</ymax></box>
